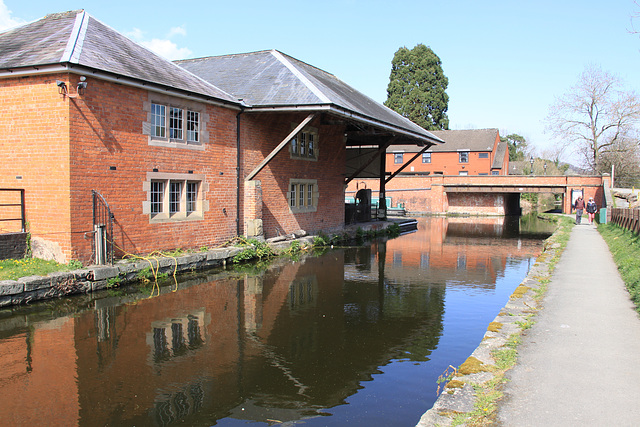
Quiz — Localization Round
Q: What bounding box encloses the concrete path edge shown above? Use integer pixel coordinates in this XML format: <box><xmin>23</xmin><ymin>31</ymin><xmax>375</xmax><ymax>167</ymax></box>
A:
<box><xmin>416</xmin><ymin>219</ymin><xmax>568</xmax><ymax>426</ymax></box>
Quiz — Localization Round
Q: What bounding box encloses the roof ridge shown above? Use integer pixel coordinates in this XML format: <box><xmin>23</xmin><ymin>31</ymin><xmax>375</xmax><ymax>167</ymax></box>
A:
<box><xmin>60</xmin><ymin>10</ymin><xmax>88</xmax><ymax>63</ymax></box>
<box><xmin>176</xmin><ymin>50</ymin><xmax>274</xmax><ymax>63</ymax></box>
<box><xmin>270</xmin><ymin>50</ymin><xmax>331</xmax><ymax>104</ymax></box>
<box><xmin>85</xmin><ymin>12</ymin><xmax>243</xmax><ymax>105</ymax></box>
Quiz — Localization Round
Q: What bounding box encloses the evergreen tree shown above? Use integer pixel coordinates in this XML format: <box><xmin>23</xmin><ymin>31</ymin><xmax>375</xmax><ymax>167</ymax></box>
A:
<box><xmin>501</xmin><ymin>133</ymin><xmax>528</xmax><ymax>161</ymax></box>
<box><xmin>384</xmin><ymin>44</ymin><xmax>449</xmax><ymax>130</ymax></box>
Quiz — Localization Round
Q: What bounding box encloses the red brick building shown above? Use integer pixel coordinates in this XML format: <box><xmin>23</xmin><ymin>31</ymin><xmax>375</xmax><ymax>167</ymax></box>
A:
<box><xmin>0</xmin><ymin>11</ymin><xmax>440</xmax><ymax>264</ymax></box>
<box><xmin>387</xmin><ymin>129</ymin><xmax>509</xmax><ymax>176</ymax></box>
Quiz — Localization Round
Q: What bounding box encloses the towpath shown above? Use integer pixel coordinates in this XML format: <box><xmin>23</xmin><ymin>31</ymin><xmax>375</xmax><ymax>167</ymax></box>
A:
<box><xmin>496</xmin><ymin>221</ymin><xmax>640</xmax><ymax>426</ymax></box>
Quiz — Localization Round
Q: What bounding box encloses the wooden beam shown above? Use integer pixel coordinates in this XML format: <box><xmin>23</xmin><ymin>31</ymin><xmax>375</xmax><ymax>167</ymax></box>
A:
<box><xmin>385</xmin><ymin>144</ymin><xmax>432</xmax><ymax>184</ymax></box>
<box><xmin>345</xmin><ymin>137</ymin><xmax>397</xmax><ymax>186</ymax></box>
<box><xmin>245</xmin><ymin>113</ymin><xmax>317</xmax><ymax>181</ymax></box>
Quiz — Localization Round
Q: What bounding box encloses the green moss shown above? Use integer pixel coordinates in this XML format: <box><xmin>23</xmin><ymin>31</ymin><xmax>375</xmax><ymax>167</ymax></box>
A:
<box><xmin>458</xmin><ymin>356</ymin><xmax>490</xmax><ymax>375</ymax></box>
<box><xmin>510</xmin><ymin>284</ymin><xmax>531</xmax><ymax>299</ymax></box>
<box><xmin>446</xmin><ymin>379</ymin><xmax>465</xmax><ymax>389</ymax></box>
<box><xmin>487</xmin><ymin>322</ymin><xmax>503</xmax><ymax>332</ymax></box>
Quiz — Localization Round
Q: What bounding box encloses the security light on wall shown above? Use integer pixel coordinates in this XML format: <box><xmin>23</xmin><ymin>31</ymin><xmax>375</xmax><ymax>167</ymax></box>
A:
<box><xmin>77</xmin><ymin>76</ymin><xmax>87</xmax><ymax>95</ymax></box>
<box><xmin>56</xmin><ymin>80</ymin><xmax>68</xmax><ymax>95</ymax></box>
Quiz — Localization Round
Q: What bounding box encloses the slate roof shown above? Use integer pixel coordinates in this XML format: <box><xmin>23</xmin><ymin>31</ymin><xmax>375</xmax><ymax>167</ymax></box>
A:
<box><xmin>0</xmin><ymin>10</ymin><xmax>441</xmax><ymax>145</ymax></box>
<box><xmin>388</xmin><ymin>129</ymin><xmax>500</xmax><ymax>153</ymax></box>
<box><xmin>0</xmin><ymin>10</ymin><xmax>240</xmax><ymax>105</ymax></box>
<box><xmin>176</xmin><ymin>50</ymin><xmax>442</xmax><ymax>145</ymax></box>
<box><xmin>492</xmin><ymin>138</ymin><xmax>508</xmax><ymax>169</ymax></box>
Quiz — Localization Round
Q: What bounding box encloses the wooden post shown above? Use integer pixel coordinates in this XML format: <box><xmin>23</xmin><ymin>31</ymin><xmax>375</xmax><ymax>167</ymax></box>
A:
<box><xmin>378</xmin><ymin>144</ymin><xmax>387</xmax><ymax>220</ymax></box>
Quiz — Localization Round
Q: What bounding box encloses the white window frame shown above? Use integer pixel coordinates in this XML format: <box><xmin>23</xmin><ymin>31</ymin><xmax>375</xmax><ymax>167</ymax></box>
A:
<box><xmin>459</xmin><ymin>150</ymin><xmax>469</xmax><ymax>163</ymax></box>
<box><xmin>150</xmin><ymin>181</ymin><xmax>165</xmax><ymax>214</ymax></box>
<box><xmin>290</xmin><ymin>126</ymin><xmax>318</xmax><ymax>161</ymax></box>
<box><xmin>143</xmin><ymin>172</ymin><xmax>209</xmax><ymax>223</ymax></box>
<box><xmin>394</xmin><ymin>152</ymin><xmax>404</xmax><ymax>164</ymax></box>
<box><xmin>422</xmin><ymin>152</ymin><xmax>431</xmax><ymax>163</ymax></box>
<box><xmin>186</xmin><ymin>111</ymin><xmax>199</xmax><ymax>143</ymax></box>
<box><xmin>151</xmin><ymin>104</ymin><xmax>166</xmax><ymax>138</ymax></box>
<box><xmin>288</xmin><ymin>179</ymin><xmax>318</xmax><ymax>213</ymax></box>
<box><xmin>186</xmin><ymin>181</ymin><xmax>198</xmax><ymax>214</ymax></box>
<box><xmin>147</xmin><ymin>95</ymin><xmax>207</xmax><ymax>151</ymax></box>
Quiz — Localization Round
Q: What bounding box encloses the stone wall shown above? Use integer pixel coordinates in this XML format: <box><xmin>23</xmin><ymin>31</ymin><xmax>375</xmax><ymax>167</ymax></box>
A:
<box><xmin>0</xmin><ymin>246</ymin><xmax>246</xmax><ymax>307</ymax></box>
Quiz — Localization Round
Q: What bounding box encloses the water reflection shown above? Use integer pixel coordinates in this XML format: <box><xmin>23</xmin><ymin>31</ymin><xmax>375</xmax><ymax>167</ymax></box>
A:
<box><xmin>0</xmin><ymin>215</ymin><xmax>551</xmax><ymax>426</ymax></box>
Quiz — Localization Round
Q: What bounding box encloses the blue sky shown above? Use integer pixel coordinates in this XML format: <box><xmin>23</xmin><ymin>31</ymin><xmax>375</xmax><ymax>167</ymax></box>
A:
<box><xmin>2</xmin><ymin>0</ymin><xmax>639</xmax><ymax>162</ymax></box>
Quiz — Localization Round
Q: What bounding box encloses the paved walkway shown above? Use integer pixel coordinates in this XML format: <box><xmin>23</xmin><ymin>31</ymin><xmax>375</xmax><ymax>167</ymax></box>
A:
<box><xmin>497</xmin><ymin>221</ymin><xmax>640</xmax><ymax>426</ymax></box>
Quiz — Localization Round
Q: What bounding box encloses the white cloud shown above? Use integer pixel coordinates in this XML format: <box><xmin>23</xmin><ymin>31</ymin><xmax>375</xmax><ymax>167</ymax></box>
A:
<box><xmin>126</xmin><ymin>27</ymin><xmax>145</xmax><ymax>41</ymax></box>
<box><xmin>168</xmin><ymin>26</ymin><xmax>187</xmax><ymax>38</ymax></box>
<box><xmin>0</xmin><ymin>0</ymin><xmax>25</xmax><ymax>31</ymax></box>
<box><xmin>125</xmin><ymin>26</ymin><xmax>192</xmax><ymax>60</ymax></box>
<box><xmin>140</xmin><ymin>38</ymin><xmax>192</xmax><ymax>60</ymax></box>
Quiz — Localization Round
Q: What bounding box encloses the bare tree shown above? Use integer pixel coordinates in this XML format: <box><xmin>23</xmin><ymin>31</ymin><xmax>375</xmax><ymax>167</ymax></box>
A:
<box><xmin>545</xmin><ymin>65</ymin><xmax>640</xmax><ymax>172</ymax></box>
<box><xmin>598</xmin><ymin>130</ymin><xmax>640</xmax><ymax>186</ymax></box>
<box><xmin>631</xmin><ymin>1</ymin><xmax>640</xmax><ymax>34</ymax></box>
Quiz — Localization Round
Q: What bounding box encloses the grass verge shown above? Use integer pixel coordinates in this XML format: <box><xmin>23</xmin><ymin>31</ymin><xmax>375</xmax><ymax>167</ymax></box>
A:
<box><xmin>0</xmin><ymin>258</ymin><xmax>82</xmax><ymax>281</ymax></box>
<box><xmin>598</xmin><ymin>223</ymin><xmax>640</xmax><ymax>313</ymax></box>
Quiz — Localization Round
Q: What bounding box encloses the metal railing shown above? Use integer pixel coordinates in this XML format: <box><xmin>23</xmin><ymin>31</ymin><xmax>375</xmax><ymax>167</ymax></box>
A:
<box><xmin>0</xmin><ymin>189</ymin><xmax>26</xmax><ymax>232</ymax></box>
<box><xmin>610</xmin><ymin>208</ymin><xmax>640</xmax><ymax>235</ymax></box>
<box><xmin>92</xmin><ymin>190</ymin><xmax>114</xmax><ymax>265</ymax></box>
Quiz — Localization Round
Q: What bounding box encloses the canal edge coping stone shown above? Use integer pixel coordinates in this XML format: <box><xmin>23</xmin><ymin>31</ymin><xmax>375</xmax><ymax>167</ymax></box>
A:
<box><xmin>0</xmin><ymin>220</ymin><xmax>400</xmax><ymax>308</ymax></box>
<box><xmin>416</xmin><ymin>225</ymin><xmax>566</xmax><ymax>426</ymax></box>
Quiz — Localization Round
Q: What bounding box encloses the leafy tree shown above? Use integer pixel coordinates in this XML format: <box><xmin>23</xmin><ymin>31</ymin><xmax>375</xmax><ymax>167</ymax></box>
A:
<box><xmin>501</xmin><ymin>133</ymin><xmax>528</xmax><ymax>161</ymax></box>
<box><xmin>545</xmin><ymin>65</ymin><xmax>640</xmax><ymax>172</ymax></box>
<box><xmin>384</xmin><ymin>44</ymin><xmax>449</xmax><ymax>130</ymax></box>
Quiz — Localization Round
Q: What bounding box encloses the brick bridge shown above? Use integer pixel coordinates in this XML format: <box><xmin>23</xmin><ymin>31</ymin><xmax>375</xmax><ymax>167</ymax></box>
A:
<box><xmin>346</xmin><ymin>175</ymin><xmax>609</xmax><ymax>215</ymax></box>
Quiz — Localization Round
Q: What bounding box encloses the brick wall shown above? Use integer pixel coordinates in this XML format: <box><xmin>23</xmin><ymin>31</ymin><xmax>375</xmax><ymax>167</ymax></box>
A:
<box><xmin>66</xmin><ymin>76</ymin><xmax>240</xmax><ymax>263</ymax></box>
<box><xmin>388</xmin><ymin>150</ymin><xmax>496</xmax><ymax>176</ymax></box>
<box><xmin>347</xmin><ymin>175</ymin><xmax>605</xmax><ymax>215</ymax></box>
<box><xmin>240</xmin><ymin>113</ymin><xmax>347</xmax><ymax>238</ymax></box>
<box><xmin>1</xmin><ymin>74</ymin><xmax>241</xmax><ymax>263</ymax></box>
<box><xmin>0</xmin><ymin>74</ymin><xmax>72</xmax><ymax>259</ymax></box>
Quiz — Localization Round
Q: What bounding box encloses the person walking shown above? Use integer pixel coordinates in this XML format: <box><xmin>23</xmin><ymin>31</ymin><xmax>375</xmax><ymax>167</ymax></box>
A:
<box><xmin>574</xmin><ymin>195</ymin><xmax>585</xmax><ymax>225</ymax></box>
<box><xmin>586</xmin><ymin>197</ymin><xmax>598</xmax><ymax>224</ymax></box>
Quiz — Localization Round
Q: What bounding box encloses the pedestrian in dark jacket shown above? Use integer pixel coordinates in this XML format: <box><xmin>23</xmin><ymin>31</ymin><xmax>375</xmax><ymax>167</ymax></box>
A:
<box><xmin>574</xmin><ymin>196</ymin><xmax>585</xmax><ymax>225</ymax></box>
<box><xmin>586</xmin><ymin>197</ymin><xmax>597</xmax><ymax>224</ymax></box>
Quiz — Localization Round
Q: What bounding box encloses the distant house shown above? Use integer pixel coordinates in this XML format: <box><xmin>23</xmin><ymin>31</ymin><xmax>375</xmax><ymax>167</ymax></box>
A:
<box><xmin>0</xmin><ymin>10</ymin><xmax>439</xmax><ymax>263</ymax></box>
<box><xmin>387</xmin><ymin>129</ymin><xmax>509</xmax><ymax>176</ymax></box>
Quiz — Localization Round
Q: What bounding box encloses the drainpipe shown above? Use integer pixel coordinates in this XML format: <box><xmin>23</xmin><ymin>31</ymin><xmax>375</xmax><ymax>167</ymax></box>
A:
<box><xmin>236</xmin><ymin>110</ymin><xmax>243</xmax><ymax>236</ymax></box>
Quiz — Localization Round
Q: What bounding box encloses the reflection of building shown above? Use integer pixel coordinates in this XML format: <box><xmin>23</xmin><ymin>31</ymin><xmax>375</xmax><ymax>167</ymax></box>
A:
<box><xmin>0</xmin><ymin>248</ymin><xmax>446</xmax><ymax>426</ymax></box>
<box><xmin>148</xmin><ymin>311</ymin><xmax>205</xmax><ymax>363</ymax></box>
<box><xmin>0</xmin><ymin>318</ymin><xmax>80</xmax><ymax>426</ymax></box>
<box><xmin>0</xmin><ymin>216</ymin><xmax>548</xmax><ymax>425</ymax></box>
<box><xmin>375</xmin><ymin>217</ymin><xmax>544</xmax><ymax>290</ymax></box>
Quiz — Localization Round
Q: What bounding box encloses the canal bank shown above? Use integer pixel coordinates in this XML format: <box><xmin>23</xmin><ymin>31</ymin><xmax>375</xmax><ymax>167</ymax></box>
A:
<box><xmin>417</xmin><ymin>214</ymin><xmax>573</xmax><ymax>426</ymax></box>
<box><xmin>0</xmin><ymin>219</ymin><xmax>407</xmax><ymax>308</ymax></box>
<box><xmin>417</xmin><ymin>217</ymin><xmax>640</xmax><ymax>426</ymax></box>
<box><xmin>0</xmin><ymin>215</ymin><xmax>550</xmax><ymax>425</ymax></box>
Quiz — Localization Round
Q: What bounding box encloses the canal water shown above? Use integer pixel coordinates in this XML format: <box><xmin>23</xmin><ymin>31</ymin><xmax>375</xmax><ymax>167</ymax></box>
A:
<box><xmin>0</xmin><ymin>215</ymin><xmax>555</xmax><ymax>426</ymax></box>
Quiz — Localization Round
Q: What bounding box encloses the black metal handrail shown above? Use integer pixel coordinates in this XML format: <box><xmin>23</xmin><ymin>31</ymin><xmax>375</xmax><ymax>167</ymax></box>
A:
<box><xmin>0</xmin><ymin>189</ymin><xmax>26</xmax><ymax>232</ymax></box>
<box><xmin>92</xmin><ymin>190</ymin><xmax>114</xmax><ymax>265</ymax></box>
